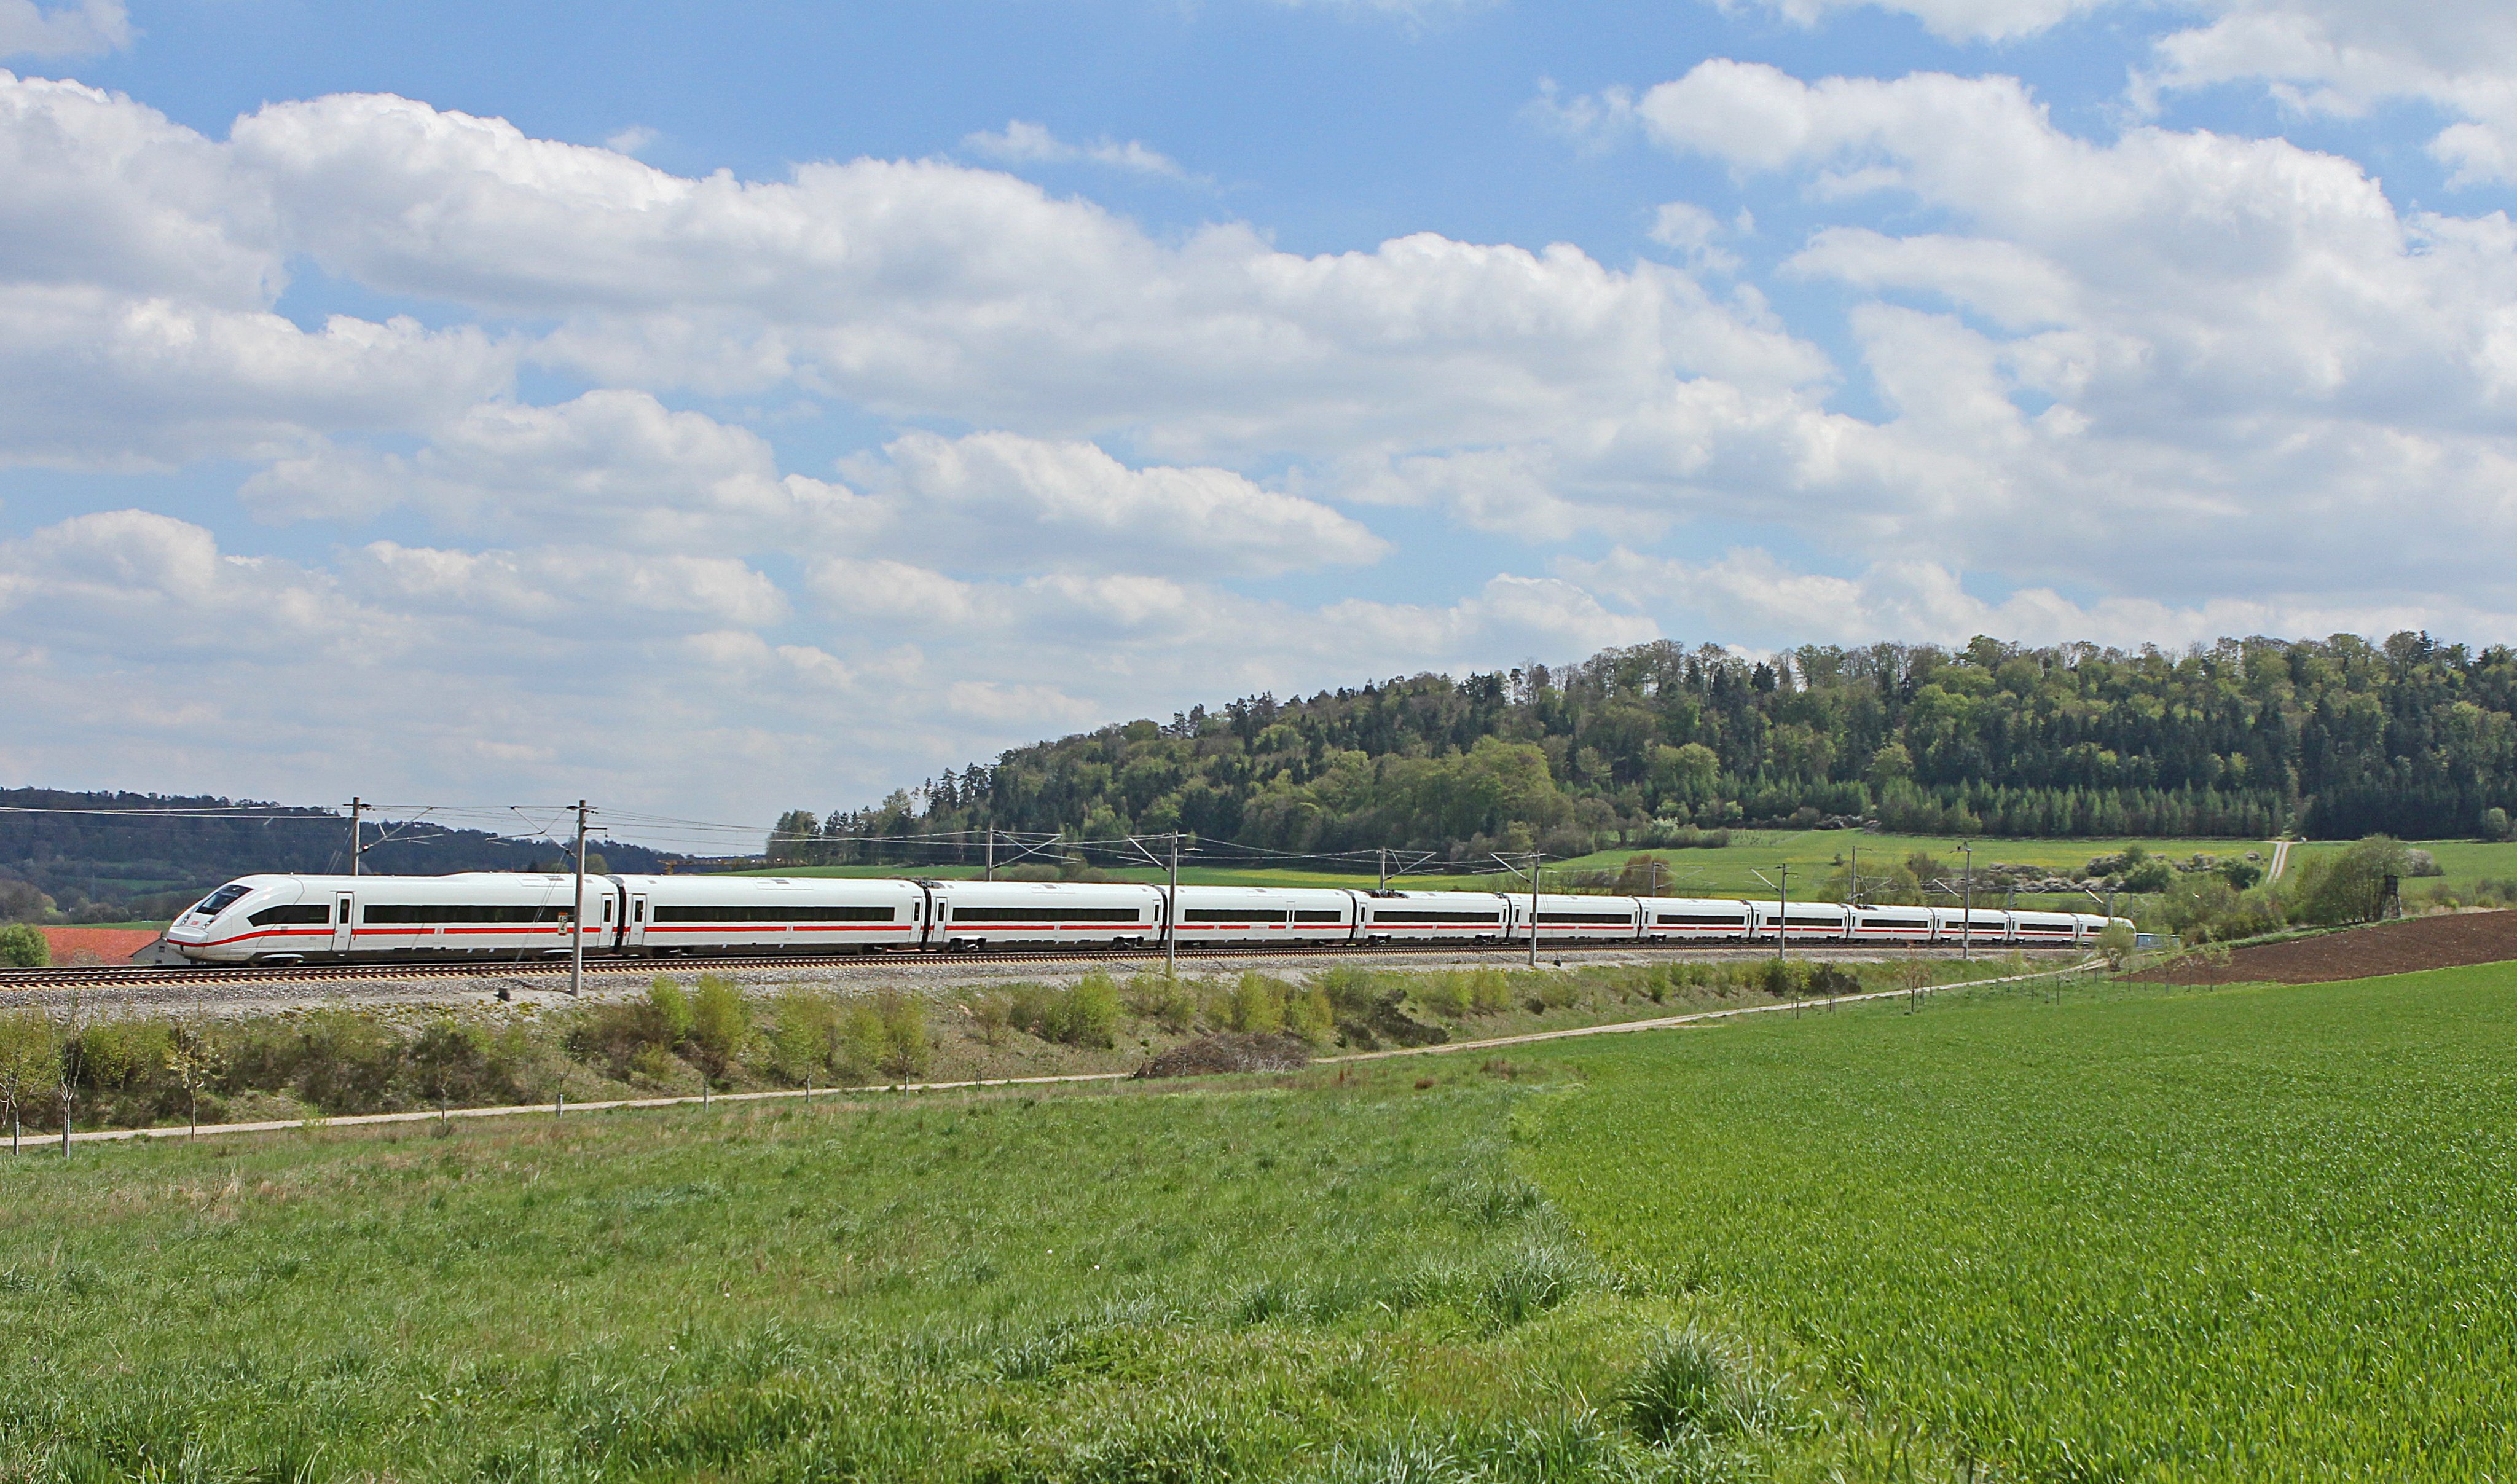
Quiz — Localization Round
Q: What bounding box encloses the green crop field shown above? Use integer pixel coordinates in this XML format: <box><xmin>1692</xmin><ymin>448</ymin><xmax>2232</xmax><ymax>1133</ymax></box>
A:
<box><xmin>1516</xmin><ymin>965</ymin><xmax>2517</xmax><ymax>1478</ymax></box>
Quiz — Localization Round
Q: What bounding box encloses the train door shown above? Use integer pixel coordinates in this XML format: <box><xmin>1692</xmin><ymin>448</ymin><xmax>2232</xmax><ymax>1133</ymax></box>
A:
<box><xmin>330</xmin><ymin>892</ymin><xmax>355</xmax><ymax>956</ymax></box>
<box><xmin>626</xmin><ymin>891</ymin><xmax>648</xmax><ymax>952</ymax></box>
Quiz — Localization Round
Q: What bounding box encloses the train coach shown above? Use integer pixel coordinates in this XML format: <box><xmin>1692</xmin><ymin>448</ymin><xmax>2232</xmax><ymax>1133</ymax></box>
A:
<box><xmin>163</xmin><ymin>871</ymin><xmax>2127</xmax><ymax>965</ymax></box>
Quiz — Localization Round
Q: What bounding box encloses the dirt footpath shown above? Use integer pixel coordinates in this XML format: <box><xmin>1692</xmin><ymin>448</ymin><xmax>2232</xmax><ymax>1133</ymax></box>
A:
<box><xmin>2158</xmin><ymin>910</ymin><xmax>2517</xmax><ymax>984</ymax></box>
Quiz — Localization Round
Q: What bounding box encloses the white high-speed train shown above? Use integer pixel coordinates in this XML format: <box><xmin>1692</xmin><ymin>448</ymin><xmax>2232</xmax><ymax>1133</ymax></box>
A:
<box><xmin>163</xmin><ymin>872</ymin><xmax>2124</xmax><ymax>965</ymax></box>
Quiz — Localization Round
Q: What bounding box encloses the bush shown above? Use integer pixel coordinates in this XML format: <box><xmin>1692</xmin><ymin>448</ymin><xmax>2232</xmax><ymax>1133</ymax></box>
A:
<box><xmin>77</xmin><ymin>1020</ymin><xmax>171</xmax><ymax>1092</ymax></box>
<box><xmin>1123</xmin><ymin>973</ymin><xmax>1195</xmax><ymax>1032</ymax></box>
<box><xmin>2287</xmin><ymin>836</ymin><xmax>2409</xmax><ymax>925</ymax></box>
<box><xmin>687</xmin><ymin>975</ymin><xmax>747</xmax><ymax>1077</ymax></box>
<box><xmin>0</xmin><ymin>923</ymin><xmax>45</xmax><ymax>967</ymax></box>
<box><xmin>875</xmin><ymin>992</ymin><xmax>930</xmax><ymax>1079</ymax></box>
<box><xmin>996</xmin><ymin>975</ymin><xmax>1122</xmax><ymax>1048</ymax></box>
<box><xmin>767</xmin><ymin>986</ymin><xmax>842</xmax><ymax>1083</ymax></box>
<box><xmin>1228</xmin><ymin>972</ymin><xmax>1288</xmax><ymax>1034</ymax></box>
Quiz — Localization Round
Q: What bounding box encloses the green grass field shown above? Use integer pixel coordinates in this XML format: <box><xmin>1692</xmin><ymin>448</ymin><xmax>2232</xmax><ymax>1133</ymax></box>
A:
<box><xmin>0</xmin><ymin>1067</ymin><xmax>1882</xmax><ymax>1483</ymax></box>
<box><xmin>11</xmin><ymin>962</ymin><xmax>2517</xmax><ymax>1479</ymax></box>
<box><xmin>1516</xmin><ymin>965</ymin><xmax>2517</xmax><ymax>1478</ymax></box>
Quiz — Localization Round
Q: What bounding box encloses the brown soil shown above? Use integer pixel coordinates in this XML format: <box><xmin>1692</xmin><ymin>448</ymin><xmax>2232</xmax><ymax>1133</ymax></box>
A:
<box><xmin>2150</xmin><ymin>910</ymin><xmax>2517</xmax><ymax>984</ymax></box>
<box><xmin>1133</xmin><ymin>1032</ymin><xmax>1314</xmax><ymax>1078</ymax></box>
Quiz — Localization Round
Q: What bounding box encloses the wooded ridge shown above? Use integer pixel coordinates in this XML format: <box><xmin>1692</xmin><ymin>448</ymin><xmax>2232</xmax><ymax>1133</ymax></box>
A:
<box><xmin>779</xmin><ymin>633</ymin><xmax>2517</xmax><ymax>865</ymax></box>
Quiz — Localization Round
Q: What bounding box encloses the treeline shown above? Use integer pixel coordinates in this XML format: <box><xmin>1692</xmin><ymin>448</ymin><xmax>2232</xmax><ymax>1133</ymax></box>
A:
<box><xmin>0</xmin><ymin>790</ymin><xmax>670</xmax><ymax>923</ymax></box>
<box><xmin>776</xmin><ymin>632</ymin><xmax>2517</xmax><ymax>865</ymax></box>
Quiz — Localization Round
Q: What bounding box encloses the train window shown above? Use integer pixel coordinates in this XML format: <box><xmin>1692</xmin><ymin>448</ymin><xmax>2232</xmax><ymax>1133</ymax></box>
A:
<box><xmin>1780</xmin><ymin>914</ymin><xmax>1842</xmax><ymax>928</ymax></box>
<box><xmin>948</xmin><ymin>906</ymin><xmax>1145</xmax><ymax>922</ymax></box>
<box><xmin>1657</xmin><ymin>913</ymin><xmax>1744</xmax><ymax>927</ymax></box>
<box><xmin>1370</xmin><ymin>910</ymin><xmax>1498</xmax><ymax>924</ymax></box>
<box><xmin>1536</xmin><ymin>911</ymin><xmax>1634</xmax><ymax>925</ymax></box>
<box><xmin>194</xmin><ymin>884</ymin><xmax>253</xmax><ymax>917</ymax></box>
<box><xmin>247</xmin><ymin>904</ymin><xmax>330</xmax><ymax>927</ymax></box>
<box><xmin>653</xmin><ymin>905</ymin><xmax>895</xmax><ymax>922</ymax></box>
<box><xmin>1292</xmin><ymin>910</ymin><xmax>1345</xmax><ymax>923</ymax></box>
<box><xmin>1186</xmin><ymin>909</ymin><xmax>1287</xmax><ymax>922</ymax></box>
<box><xmin>364</xmin><ymin>904</ymin><xmax>573</xmax><ymax>924</ymax></box>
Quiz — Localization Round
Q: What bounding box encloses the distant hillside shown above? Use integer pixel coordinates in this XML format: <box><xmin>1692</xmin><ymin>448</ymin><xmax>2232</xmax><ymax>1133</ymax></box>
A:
<box><xmin>777</xmin><ymin>633</ymin><xmax>2517</xmax><ymax>867</ymax></box>
<box><xmin>0</xmin><ymin>789</ymin><xmax>670</xmax><ymax>922</ymax></box>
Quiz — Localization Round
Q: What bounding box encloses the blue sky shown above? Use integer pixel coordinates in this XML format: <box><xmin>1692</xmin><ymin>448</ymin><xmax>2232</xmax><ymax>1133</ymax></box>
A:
<box><xmin>3</xmin><ymin>0</ymin><xmax>2515</xmax><ymax>834</ymax></box>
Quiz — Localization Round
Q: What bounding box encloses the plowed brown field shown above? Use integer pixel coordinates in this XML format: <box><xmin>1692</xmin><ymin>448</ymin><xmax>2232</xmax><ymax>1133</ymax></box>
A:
<box><xmin>2154</xmin><ymin>910</ymin><xmax>2517</xmax><ymax>984</ymax></box>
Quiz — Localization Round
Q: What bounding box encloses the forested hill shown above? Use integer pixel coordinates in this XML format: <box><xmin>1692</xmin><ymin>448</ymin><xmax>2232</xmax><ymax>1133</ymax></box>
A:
<box><xmin>1</xmin><ymin>790</ymin><xmax>670</xmax><ymax>922</ymax></box>
<box><xmin>777</xmin><ymin>633</ymin><xmax>2517</xmax><ymax>865</ymax></box>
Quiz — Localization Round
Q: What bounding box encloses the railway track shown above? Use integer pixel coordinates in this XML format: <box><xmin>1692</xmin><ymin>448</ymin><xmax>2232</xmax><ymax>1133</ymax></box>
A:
<box><xmin>0</xmin><ymin>938</ymin><xmax>2072</xmax><ymax>993</ymax></box>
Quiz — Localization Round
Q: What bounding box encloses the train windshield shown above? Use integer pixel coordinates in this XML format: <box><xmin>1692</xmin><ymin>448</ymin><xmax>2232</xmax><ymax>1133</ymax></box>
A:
<box><xmin>192</xmin><ymin>883</ymin><xmax>253</xmax><ymax>917</ymax></box>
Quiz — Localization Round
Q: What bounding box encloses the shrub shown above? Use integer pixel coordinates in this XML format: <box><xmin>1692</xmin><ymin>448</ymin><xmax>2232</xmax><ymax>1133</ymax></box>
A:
<box><xmin>0</xmin><ymin>923</ymin><xmax>45</xmax><ymax>968</ymax></box>
<box><xmin>409</xmin><ymin>1019</ymin><xmax>493</xmax><ymax>1107</ymax></box>
<box><xmin>998</xmin><ymin>975</ymin><xmax>1122</xmax><ymax>1048</ymax></box>
<box><xmin>1062</xmin><ymin>972</ymin><xmax>1121</xmax><ymax>1048</ymax></box>
<box><xmin>1123</xmin><ymin>973</ymin><xmax>1195</xmax><ymax>1032</ymax></box>
<box><xmin>687</xmin><ymin>975</ymin><xmax>747</xmax><ymax>1076</ymax></box>
<box><xmin>876</xmin><ymin>992</ymin><xmax>930</xmax><ymax>1079</ymax></box>
<box><xmin>837</xmin><ymin>1001</ymin><xmax>889</xmax><ymax>1080</ymax></box>
<box><xmin>1412</xmin><ymin>972</ymin><xmax>1472</xmax><ymax>1021</ymax></box>
<box><xmin>0</xmin><ymin>1011</ymin><xmax>59</xmax><ymax>1129</ymax></box>
<box><xmin>2287</xmin><ymin>836</ymin><xmax>2409</xmax><ymax>925</ymax></box>
<box><xmin>77</xmin><ymin>1020</ymin><xmax>171</xmax><ymax>1092</ymax></box>
<box><xmin>1285</xmin><ymin>982</ymin><xmax>1336</xmax><ymax>1044</ymax></box>
<box><xmin>767</xmin><ymin>986</ymin><xmax>842</xmax><ymax>1083</ymax></box>
<box><xmin>1227</xmin><ymin>973</ymin><xmax>1287</xmax><ymax>1035</ymax></box>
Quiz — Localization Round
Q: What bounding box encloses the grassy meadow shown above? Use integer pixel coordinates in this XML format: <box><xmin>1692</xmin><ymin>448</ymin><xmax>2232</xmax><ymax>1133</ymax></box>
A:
<box><xmin>1516</xmin><ymin>964</ymin><xmax>2517</xmax><ymax>1479</ymax></box>
<box><xmin>10</xmin><ymin>960</ymin><xmax>2517</xmax><ymax>1479</ymax></box>
<box><xmin>0</xmin><ymin>1064</ymin><xmax>1898</xmax><ymax>1483</ymax></box>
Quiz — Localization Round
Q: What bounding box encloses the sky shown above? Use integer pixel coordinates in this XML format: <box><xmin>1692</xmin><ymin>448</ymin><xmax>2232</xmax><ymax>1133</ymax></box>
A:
<box><xmin>2</xmin><ymin>0</ymin><xmax>2515</xmax><ymax>837</ymax></box>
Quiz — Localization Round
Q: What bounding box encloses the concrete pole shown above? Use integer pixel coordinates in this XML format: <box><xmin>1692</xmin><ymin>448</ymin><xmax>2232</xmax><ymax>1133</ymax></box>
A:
<box><xmin>349</xmin><ymin>796</ymin><xmax>364</xmax><ymax>876</ymax></box>
<box><xmin>985</xmin><ymin>826</ymin><xmax>995</xmax><ymax>882</ymax></box>
<box><xmin>1776</xmin><ymin>864</ymin><xmax>1789</xmax><ymax>964</ymax></box>
<box><xmin>1961</xmin><ymin>841</ymin><xmax>1974</xmax><ymax>964</ymax></box>
<box><xmin>1165</xmin><ymin>832</ymin><xmax>1179</xmax><ymax>976</ymax></box>
<box><xmin>1527</xmin><ymin>853</ymin><xmax>1541</xmax><ymax>968</ymax></box>
<box><xmin>570</xmin><ymin>799</ymin><xmax>588</xmax><ymax>997</ymax></box>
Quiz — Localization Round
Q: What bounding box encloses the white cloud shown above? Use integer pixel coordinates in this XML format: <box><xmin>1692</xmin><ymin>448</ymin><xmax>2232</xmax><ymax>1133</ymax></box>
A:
<box><xmin>1647</xmin><ymin>201</ymin><xmax>1742</xmax><ymax>273</ymax></box>
<box><xmin>241</xmin><ymin>390</ymin><xmax>871</xmax><ymax>549</ymax></box>
<box><xmin>603</xmin><ymin>124</ymin><xmax>658</xmax><ymax>155</ymax></box>
<box><xmin>857</xmin><ymin>429</ymin><xmax>1385</xmax><ymax>576</ymax></box>
<box><xmin>218</xmin><ymin>90</ymin><xmax>1820</xmax><ymax>460</ymax></box>
<box><xmin>0</xmin><ymin>74</ymin><xmax>512</xmax><ymax>466</ymax></box>
<box><xmin>1713</xmin><ymin>0</ymin><xmax>2517</xmax><ymax>186</ymax></box>
<box><xmin>1574</xmin><ymin>546</ymin><xmax>2499</xmax><ymax>651</ymax></box>
<box><xmin>1714</xmin><ymin>0</ymin><xmax>2113</xmax><ymax>43</ymax></box>
<box><xmin>0</xmin><ymin>0</ymin><xmax>127</xmax><ymax>58</ymax></box>
<box><xmin>352</xmin><ymin>543</ymin><xmax>790</xmax><ymax>632</ymax></box>
<box><xmin>962</xmin><ymin>120</ymin><xmax>1195</xmax><ymax>181</ymax></box>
